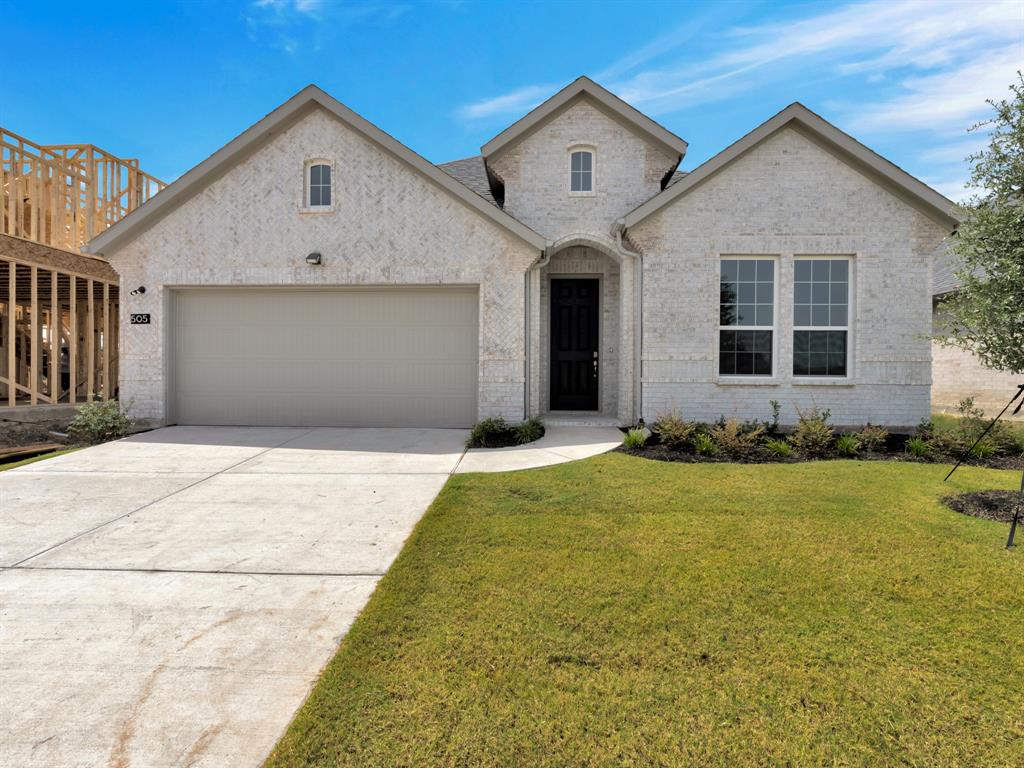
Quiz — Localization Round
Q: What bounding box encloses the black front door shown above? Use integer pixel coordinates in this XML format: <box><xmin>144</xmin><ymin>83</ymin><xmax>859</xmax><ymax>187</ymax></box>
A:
<box><xmin>550</xmin><ymin>278</ymin><xmax>599</xmax><ymax>411</ymax></box>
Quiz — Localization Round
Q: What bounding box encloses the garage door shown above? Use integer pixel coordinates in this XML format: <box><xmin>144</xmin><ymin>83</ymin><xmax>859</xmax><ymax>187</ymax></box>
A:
<box><xmin>169</xmin><ymin>287</ymin><xmax>479</xmax><ymax>427</ymax></box>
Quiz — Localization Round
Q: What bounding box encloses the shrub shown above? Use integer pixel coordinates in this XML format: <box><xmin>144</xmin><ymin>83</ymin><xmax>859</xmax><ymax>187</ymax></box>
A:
<box><xmin>765</xmin><ymin>438</ymin><xmax>793</xmax><ymax>458</ymax></box>
<box><xmin>916</xmin><ymin>417</ymin><xmax>935</xmax><ymax>441</ymax></box>
<box><xmin>709</xmin><ymin>419</ymin><xmax>764</xmax><ymax>459</ymax></box>
<box><xmin>835</xmin><ymin>434</ymin><xmax>861</xmax><ymax>457</ymax></box>
<box><xmin>930</xmin><ymin>398</ymin><xmax>1017</xmax><ymax>457</ymax></box>
<box><xmin>516</xmin><ymin>417</ymin><xmax>545</xmax><ymax>445</ymax></box>
<box><xmin>905</xmin><ymin>436</ymin><xmax>931</xmax><ymax>458</ymax></box>
<box><xmin>623</xmin><ymin>428</ymin><xmax>647</xmax><ymax>449</ymax></box>
<box><xmin>857</xmin><ymin>424</ymin><xmax>889</xmax><ymax>453</ymax></box>
<box><xmin>694</xmin><ymin>432</ymin><xmax>717</xmax><ymax>456</ymax></box>
<box><xmin>768</xmin><ymin>399</ymin><xmax>782</xmax><ymax>437</ymax></box>
<box><xmin>789</xmin><ymin>407</ymin><xmax>834</xmax><ymax>457</ymax></box>
<box><xmin>970</xmin><ymin>439</ymin><xmax>996</xmax><ymax>460</ymax></box>
<box><xmin>652</xmin><ymin>410</ymin><xmax>696</xmax><ymax>450</ymax></box>
<box><xmin>467</xmin><ymin>417</ymin><xmax>515</xmax><ymax>448</ymax></box>
<box><xmin>68</xmin><ymin>400</ymin><xmax>134</xmax><ymax>445</ymax></box>
<box><xmin>468</xmin><ymin>417</ymin><xmax>545</xmax><ymax>448</ymax></box>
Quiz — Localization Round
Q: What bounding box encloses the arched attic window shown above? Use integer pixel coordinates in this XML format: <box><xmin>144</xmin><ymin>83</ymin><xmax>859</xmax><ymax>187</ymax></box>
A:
<box><xmin>569</xmin><ymin>147</ymin><xmax>594</xmax><ymax>194</ymax></box>
<box><xmin>305</xmin><ymin>160</ymin><xmax>332</xmax><ymax>209</ymax></box>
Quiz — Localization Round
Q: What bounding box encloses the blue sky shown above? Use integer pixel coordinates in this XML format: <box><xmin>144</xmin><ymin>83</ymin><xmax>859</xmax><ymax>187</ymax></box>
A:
<box><xmin>4</xmin><ymin>0</ymin><xmax>1021</xmax><ymax>201</ymax></box>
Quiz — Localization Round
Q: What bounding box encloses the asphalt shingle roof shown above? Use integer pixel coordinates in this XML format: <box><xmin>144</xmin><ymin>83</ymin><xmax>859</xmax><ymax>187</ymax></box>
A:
<box><xmin>437</xmin><ymin>156</ymin><xmax>497</xmax><ymax>206</ymax></box>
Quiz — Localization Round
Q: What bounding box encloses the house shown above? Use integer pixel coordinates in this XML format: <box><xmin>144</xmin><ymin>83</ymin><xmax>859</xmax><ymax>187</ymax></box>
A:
<box><xmin>85</xmin><ymin>77</ymin><xmax>957</xmax><ymax>430</ymax></box>
<box><xmin>931</xmin><ymin>244</ymin><xmax>1023</xmax><ymax>418</ymax></box>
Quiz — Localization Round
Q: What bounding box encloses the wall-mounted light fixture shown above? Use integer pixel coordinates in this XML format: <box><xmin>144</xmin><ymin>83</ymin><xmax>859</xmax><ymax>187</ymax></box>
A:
<box><xmin>305</xmin><ymin>252</ymin><xmax>322</xmax><ymax>266</ymax></box>
<box><xmin>129</xmin><ymin>286</ymin><xmax>146</xmax><ymax>296</ymax></box>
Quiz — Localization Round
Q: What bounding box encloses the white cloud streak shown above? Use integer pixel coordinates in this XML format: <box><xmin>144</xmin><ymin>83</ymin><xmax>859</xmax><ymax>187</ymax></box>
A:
<box><xmin>456</xmin><ymin>0</ymin><xmax>1022</xmax><ymax>125</ymax></box>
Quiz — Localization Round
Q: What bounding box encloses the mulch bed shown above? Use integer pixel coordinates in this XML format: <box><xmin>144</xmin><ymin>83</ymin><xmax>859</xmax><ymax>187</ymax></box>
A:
<box><xmin>942</xmin><ymin>490</ymin><xmax>1024</xmax><ymax>523</ymax></box>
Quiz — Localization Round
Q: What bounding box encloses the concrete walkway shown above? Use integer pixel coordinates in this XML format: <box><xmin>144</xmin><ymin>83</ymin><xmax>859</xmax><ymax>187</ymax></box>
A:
<box><xmin>0</xmin><ymin>424</ymin><xmax>621</xmax><ymax>767</ymax></box>
<box><xmin>455</xmin><ymin>426</ymin><xmax>623</xmax><ymax>473</ymax></box>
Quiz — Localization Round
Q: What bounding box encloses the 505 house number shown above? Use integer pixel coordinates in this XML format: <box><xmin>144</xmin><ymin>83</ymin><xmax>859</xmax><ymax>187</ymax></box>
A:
<box><xmin>130</xmin><ymin>313</ymin><xmax>151</xmax><ymax>325</ymax></box>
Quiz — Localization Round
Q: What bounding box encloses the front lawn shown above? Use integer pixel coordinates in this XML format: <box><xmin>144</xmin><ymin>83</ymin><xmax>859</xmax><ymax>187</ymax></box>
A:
<box><xmin>267</xmin><ymin>456</ymin><xmax>1023</xmax><ymax>767</ymax></box>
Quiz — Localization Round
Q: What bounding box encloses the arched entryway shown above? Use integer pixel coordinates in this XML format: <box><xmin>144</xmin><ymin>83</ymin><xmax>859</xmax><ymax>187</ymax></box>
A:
<box><xmin>529</xmin><ymin>236</ymin><xmax>635</xmax><ymax>424</ymax></box>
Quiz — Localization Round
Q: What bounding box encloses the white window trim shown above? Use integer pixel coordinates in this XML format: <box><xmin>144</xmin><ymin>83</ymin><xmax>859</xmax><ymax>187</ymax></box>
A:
<box><xmin>567</xmin><ymin>146</ymin><xmax>596</xmax><ymax>197</ymax></box>
<box><xmin>791</xmin><ymin>255</ymin><xmax>855</xmax><ymax>383</ymax></box>
<box><xmin>715</xmin><ymin>255</ymin><xmax>780</xmax><ymax>384</ymax></box>
<box><xmin>301</xmin><ymin>158</ymin><xmax>335</xmax><ymax>213</ymax></box>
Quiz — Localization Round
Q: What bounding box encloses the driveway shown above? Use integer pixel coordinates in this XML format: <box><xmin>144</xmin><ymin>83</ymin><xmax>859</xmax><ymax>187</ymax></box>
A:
<box><xmin>0</xmin><ymin>426</ymin><xmax>467</xmax><ymax>768</ymax></box>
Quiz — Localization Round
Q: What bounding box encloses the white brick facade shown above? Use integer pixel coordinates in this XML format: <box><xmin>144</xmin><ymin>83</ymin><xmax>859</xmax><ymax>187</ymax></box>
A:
<box><xmin>931</xmin><ymin>334</ymin><xmax>1023</xmax><ymax>419</ymax></box>
<box><xmin>629</xmin><ymin>127</ymin><xmax>948</xmax><ymax>429</ymax></box>
<box><xmin>104</xmin><ymin>84</ymin><xmax>954</xmax><ymax>430</ymax></box>
<box><xmin>488</xmin><ymin>101</ymin><xmax>677</xmax><ymax>240</ymax></box>
<box><xmin>110</xmin><ymin>109</ymin><xmax>540</xmax><ymax>423</ymax></box>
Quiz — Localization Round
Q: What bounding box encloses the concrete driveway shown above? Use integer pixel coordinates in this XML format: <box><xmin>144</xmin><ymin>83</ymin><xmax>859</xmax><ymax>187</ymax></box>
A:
<box><xmin>0</xmin><ymin>426</ymin><xmax>467</xmax><ymax>768</ymax></box>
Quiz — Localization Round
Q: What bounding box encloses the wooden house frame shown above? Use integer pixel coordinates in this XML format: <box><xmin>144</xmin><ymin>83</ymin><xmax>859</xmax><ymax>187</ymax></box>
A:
<box><xmin>0</xmin><ymin>127</ymin><xmax>164</xmax><ymax>407</ymax></box>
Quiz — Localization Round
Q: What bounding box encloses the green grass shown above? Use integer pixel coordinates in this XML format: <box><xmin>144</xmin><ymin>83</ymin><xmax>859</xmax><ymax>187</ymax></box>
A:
<box><xmin>0</xmin><ymin>447</ymin><xmax>77</xmax><ymax>471</ymax></box>
<box><xmin>267</xmin><ymin>456</ymin><xmax>1024</xmax><ymax>768</ymax></box>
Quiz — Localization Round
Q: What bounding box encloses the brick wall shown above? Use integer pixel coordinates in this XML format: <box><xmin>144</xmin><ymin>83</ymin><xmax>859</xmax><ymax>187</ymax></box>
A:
<box><xmin>108</xmin><ymin>108</ymin><xmax>539</xmax><ymax>424</ymax></box>
<box><xmin>932</xmin><ymin>333</ymin><xmax>1024</xmax><ymax>419</ymax></box>
<box><xmin>628</xmin><ymin>127</ymin><xmax>949</xmax><ymax>429</ymax></box>
<box><xmin>488</xmin><ymin>100</ymin><xmax>678</xmax><ymax>241</ymax></box>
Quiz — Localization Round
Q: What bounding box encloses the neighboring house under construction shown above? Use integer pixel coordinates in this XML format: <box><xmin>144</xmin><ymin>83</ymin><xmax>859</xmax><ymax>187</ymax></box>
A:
<box><xmin>0</xmin><ymin>128</ymin><xmax>164</xmax><ymax>407</ymax></box>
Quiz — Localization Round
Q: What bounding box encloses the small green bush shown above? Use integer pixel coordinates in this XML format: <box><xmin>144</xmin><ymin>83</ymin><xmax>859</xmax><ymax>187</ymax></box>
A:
<box><xmin>857</xmin><ymin>424</ymin><xmax>889</xmax><ymax>453</ymax></box>
<box><xmin>970</xmin><ymin>439</ymin><xmax>996</xmax><ymax>460</ymax></box>
<box><xmin>652</xmin><ymin>410</ymin><xmax>696</xmax><ymax>450</ymax></box>
<box><xmin>931</xmin><ymin>397</ymin><xmax>1018</xmax><ymax>457</ymax></box>
<box><xmin>709</xmin><ymin>419</ymin><xmax>764</xmax><ymax>459</ymax></box>
<box><xmin>68</xmin><ymin>400</ymin><xmax>134</xmax><ymax>445</ymax></box>
<box><xmin>789</xmin><ymin>407</ymin><xmax>834</xmax><ymax>457</ymax></box>
<box><xmin>835</xmin><ymin>434</ymin><xmax>861</xmax><ymax>457</ymax></box>
<box><xmin>516</xmin><ymin>417</ymin><xmax>545</xmax><ymax>444</ymax></box>
<box><xmin>623</xmin><ymin>428</ymin><xmax>648</xmax><ymax>449</ymax></box>
<box><xmin>694</xmin><ymin>432</ymin><xmax>717</xmax><ymax>456</ymax></box>
<box><xmin>468</xmin><ymin>417</ymin><xmax>544</xmax><ymax>448</ymax></box>
<box><xmin>916</xmin><ymin>417</ymin><xmax>935</xmax><ymax>441</ymax></box>
<box><xmin>905</xmin><ymin>436</ymin><xmax>931</xmax><ymax>458</ymax></box>
<box><xmin>764</xmin><ymin>438</ymin><xmax>792</xmax><ymax>458</ymax></box>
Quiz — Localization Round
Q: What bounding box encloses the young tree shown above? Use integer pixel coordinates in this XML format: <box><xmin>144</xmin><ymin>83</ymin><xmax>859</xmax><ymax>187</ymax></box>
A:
<box><xmin>936</xmin><ymin>72</ymin><xmax>1024</xmax><ymax>375</ymax></box>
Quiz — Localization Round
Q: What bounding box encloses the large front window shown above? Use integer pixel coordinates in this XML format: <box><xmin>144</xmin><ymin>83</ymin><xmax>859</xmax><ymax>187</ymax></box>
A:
<box><xmin>719</xmin><ymin>257</ymin><xmax>775</xmax><ymax>376</ymax></box>
<box><xmin>793</xmin><ymin>257</ymin><xmax>850</xmax><ymax>377</ymax></box>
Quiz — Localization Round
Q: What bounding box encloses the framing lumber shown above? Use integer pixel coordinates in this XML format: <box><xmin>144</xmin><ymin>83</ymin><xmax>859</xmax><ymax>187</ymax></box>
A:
<box><xmin>0</xmin><ymin>124</ymin><xmax>155</xmax><ymax>408</ymax></box>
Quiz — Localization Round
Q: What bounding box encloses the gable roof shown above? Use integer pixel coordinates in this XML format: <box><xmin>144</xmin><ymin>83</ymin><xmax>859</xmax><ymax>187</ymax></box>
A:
<box><xmin>622</xmin><ymin>102</ymin><xmax>958</xmax><ymax>230</ymax></box>
<box><xmin>86</xmin><ymin>85</ymin><xmax>546</xmax><ymax>256</ymax></box>
<box><xmin>480</xmin><ymin>76</ymin><xmax>688</xmax><ymax>160</ymax></box>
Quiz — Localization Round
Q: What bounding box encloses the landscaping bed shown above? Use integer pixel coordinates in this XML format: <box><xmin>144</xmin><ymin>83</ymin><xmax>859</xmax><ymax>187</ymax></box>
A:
<box><xmin>943</xmin><ymin>489</ymin><xmax>1024</xmax><ymax>522</ymax></box>
<box><xmin>619</xmin><ymin>399</ymin><xmax>1024</xmax><ymax>471</ymax></box>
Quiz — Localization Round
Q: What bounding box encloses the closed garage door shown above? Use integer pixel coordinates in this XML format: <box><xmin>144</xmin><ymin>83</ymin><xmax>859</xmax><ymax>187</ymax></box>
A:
<box><xmin>169</xmin><ymin>287</ymin><xmax>479</xmax><ymax>427</ymax></box>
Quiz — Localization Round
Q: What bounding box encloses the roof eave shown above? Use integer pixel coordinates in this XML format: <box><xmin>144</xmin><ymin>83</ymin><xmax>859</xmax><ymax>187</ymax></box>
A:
<box><xmin>87</xmin><ymin>85</ymin><xmax>547</xmax><ymax>256</ymax></box>
<box><xmin>623</xmin><ymin>103</ymin><xmax>959</xmax><ymax>231</ymax></box>
<box><xmin>480</xmin><ymin>76</ymin><xmax>688</xmax><ymax>160</ymax></box>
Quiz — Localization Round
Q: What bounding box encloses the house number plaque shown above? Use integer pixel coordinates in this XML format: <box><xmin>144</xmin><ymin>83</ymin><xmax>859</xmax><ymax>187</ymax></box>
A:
<box><xmin>130</xmin><ymin>313</ymin><xmax>151</xmax><ymax>324</ymax></box>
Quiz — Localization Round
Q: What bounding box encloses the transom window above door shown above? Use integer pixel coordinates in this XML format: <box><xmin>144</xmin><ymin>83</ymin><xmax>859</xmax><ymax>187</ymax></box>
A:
<box><xmin>305</xmin><ymin>161</ymin><xmax>332</xmax><ymax>208</ymax></box>
<box><xmin>719</xmin><ymin>257</ymin><xmax>775</xmax><ymax>376</ymax></box>
<box><xmin>569</xmin><ymin>148</ymin><xmax>594</xmax><ymax>193</ymax></box>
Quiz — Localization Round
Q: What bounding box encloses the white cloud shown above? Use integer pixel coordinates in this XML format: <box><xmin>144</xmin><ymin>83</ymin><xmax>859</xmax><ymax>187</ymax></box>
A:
<box><xmin>456</xmin><ymin>83</ymin><xmax>559</xmax><ymax>120</ymax></box>
<box><xmin>455</xmin><ymin>0</ymin><xmax>1021</xmax><ymax>122</ymax></box>
<box><xmin>848</xmin><ymin>46</ymin><xmax>1020</xmax><ymax>132</ymax></box>
<box><xmin>246</xmin><ymin>0</ymin><xmax>408</xmax><ymax>53</ymax></box>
